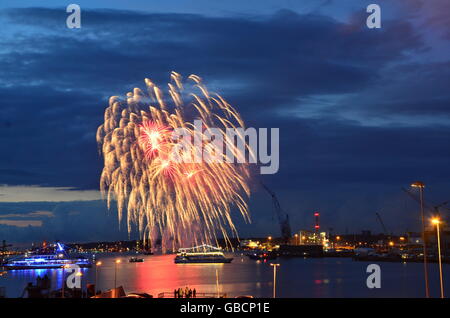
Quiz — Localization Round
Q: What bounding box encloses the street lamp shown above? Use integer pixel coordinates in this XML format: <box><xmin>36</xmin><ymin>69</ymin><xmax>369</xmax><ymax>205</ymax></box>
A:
<box><xmin>95</xmin><ymin>261</ymin><xmax>102</xmax><ymax>294</ymax></box>
<box><xmin>432</xmin><ymin>218</ymin><xmax>445</xmax><ymax>298</ymax></box>
<box><xmin>114</xmin><ymin>259</ymin><xmax>121</xmax><ymax>289</ymax></box>
<box><xmin>75</xmin><ymin>272</ymin><xmax>83</xmax><ymax>297</ymax></box>
<box><xmin>270</xmin><ymin>263</ymin><xmax>280</xmax><ymax>298</ymax></box>
<box><xmin>216</xmin><ymin>268</ymin><xmax>220</xmax><ymax>298</ymax></box>
<box><xmin>411</xmin><ymin>181</ymin><xmax>429</xmax><ymax>298</ymax></box>
<box><xmin>335</xmin><ymin>236</ymin><xmax>341</xmax><ymax>248</ymax></box>
<box><xmin>294</xmin><ymin>234</ymin><xmax>298</xmax><ymax>245</ymax></box>
<box><xmin>62</xmin><ymin>264</ymin><xmax>70</xmax><ymax>298</ymax></box>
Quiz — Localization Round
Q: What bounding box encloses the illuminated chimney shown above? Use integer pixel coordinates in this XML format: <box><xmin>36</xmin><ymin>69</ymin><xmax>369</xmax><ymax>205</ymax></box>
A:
<box><xmin>314</xmin><ymin>212</ymin><xmax>320</xmax><ymax>244</ymax></box>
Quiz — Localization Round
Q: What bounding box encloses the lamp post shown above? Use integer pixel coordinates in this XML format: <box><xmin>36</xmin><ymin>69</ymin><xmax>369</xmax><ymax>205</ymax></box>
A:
<box><xmin>270</xmin><ymin>263</ymin><xmax>280</xmax><ymax>298</ymax></box>
<box><xmin>75</xmin><ymin>272</ymin><xmax>83</xmax><ymax>298</ymax></box>
<box><xmin>294</xmin><ymin>234</ymin><xmax>298</xmax><ymax>245</ymax></box>
<box><xmin>95</xmin><ymin>261</ymin><xmax>102</xmax><ymax>294</ymax></box>
<box><xmin>62</xmin><ymin>264</ymin><xmax>70</xmax><ymax>298</ymax></box>
<box><xmin>114</xmin><ymin>259</ymin><xmax>121</xmax><ymax>289</ymax></box>
<box><xmin>432</xmin><ymin>218</ymin><xmax>445</xmax><ymax>298</ymax></box>
<box><xmin>216</xmin><ymin>268</ymin><xmax>220</xmax><ymax>298</ymax></box>
<box><xmin>411</xmin><ymin>181</ymin><xmax>429</xmax><ymax>298</ymax></box>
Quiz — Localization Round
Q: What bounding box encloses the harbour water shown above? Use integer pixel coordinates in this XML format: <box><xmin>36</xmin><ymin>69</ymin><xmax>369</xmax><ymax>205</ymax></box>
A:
<box><xmin>2</xmin><ymin>253</ymin><xmax>449</xmax><ymax>298</ymax></box>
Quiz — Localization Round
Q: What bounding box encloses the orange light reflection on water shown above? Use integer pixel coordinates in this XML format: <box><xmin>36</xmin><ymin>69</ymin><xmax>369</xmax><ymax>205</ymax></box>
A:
<box><xmin>133</xmin><ymin>255</ymin><xmax>225</xmax><ymax>295</ymax></box>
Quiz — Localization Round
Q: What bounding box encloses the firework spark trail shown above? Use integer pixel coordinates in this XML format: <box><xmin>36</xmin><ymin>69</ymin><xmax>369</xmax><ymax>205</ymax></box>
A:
<box><xmin>96</xmin><ymin>72</ymin><xmax>251</xmax><ymax>251</ymax></box>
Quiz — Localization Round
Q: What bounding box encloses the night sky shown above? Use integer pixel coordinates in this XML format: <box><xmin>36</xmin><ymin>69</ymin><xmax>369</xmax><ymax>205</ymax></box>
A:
<box><xmin>0</xmin><ymin>0</ymin><xmax>449</xmax><ymax>243</ymax></box>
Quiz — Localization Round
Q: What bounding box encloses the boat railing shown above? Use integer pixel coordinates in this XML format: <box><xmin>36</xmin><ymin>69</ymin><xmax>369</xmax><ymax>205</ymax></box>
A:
<box><xmin>178</xmin><ymin>244</ymin><xmax>223</xmax><ymax>254</ymax></box>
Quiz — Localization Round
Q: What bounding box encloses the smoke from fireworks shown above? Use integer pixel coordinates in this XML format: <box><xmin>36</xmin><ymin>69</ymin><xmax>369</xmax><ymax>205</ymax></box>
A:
<box><xmin>96</xmin><ymin>72</ymin><xmax>251</xmax><ymax>251</ymax></box>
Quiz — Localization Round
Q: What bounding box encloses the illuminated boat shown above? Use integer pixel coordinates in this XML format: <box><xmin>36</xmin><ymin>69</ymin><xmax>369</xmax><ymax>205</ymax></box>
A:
<box><xmin>3</xmin><ymin>242</ymin><xmax>92</xmax><ymax>270</ymax></box>
<box><xmin>174</xmin><ymin>244</ymin><xmax>233</xmax><ymax>264</ymax></box>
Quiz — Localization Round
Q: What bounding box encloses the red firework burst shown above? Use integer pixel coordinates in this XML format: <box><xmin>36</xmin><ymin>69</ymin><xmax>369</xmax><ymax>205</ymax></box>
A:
<box><xmin>138</xmin><ymin>120</ymin><xmax>171</xmax><ymax>159</ymax></box>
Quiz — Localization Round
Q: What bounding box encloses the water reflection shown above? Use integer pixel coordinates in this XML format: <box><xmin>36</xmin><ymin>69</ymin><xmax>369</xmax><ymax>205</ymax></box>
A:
<box><xmin>2</xmin><ymin>254</ymin><xmax>450</xmax><ymax>298</ymax></box>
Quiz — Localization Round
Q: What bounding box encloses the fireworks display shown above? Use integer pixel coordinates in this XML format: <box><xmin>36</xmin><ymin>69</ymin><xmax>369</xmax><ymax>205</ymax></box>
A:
<box><xmin>96</xmin><ymin>72</ymin><xmax>251</xmax><ymax>251</ymax></box>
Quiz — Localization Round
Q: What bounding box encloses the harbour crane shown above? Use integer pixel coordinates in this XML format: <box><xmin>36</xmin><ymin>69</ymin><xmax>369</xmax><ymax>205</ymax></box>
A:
<box><xmin>375</xmin><ymin>212</ymin><xmax>389</xmax><ymax>236</ymax></box>
<box><xmin>401</xmin><ymin>187</ymin><xmax>450</xmax><ymax>217</ymax></box>
<box><xmin>261</xmin><ymin>182</ymin><xmax>292</xmax><ymax>243</ymax></box>
<box><xmin>375</xmin><ymin>212</ymin><xmax>392</xmax><ymax>248</ymax></box>
<box><xmin>434</xmin><ymin>201</ymin><xmax>450</xmax><ymax>216</ymax></box>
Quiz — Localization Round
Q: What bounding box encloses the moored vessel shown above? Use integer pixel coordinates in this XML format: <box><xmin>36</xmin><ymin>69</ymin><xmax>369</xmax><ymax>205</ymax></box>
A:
<box><xmin>174</xmin><ymin>244</ymin><xmax>233</xmax><ymax>264</ymax></box>
<box><xmin>3</xmin><ymin>242</ymin><xmax>91</xmax><ymax>270</ymax></box>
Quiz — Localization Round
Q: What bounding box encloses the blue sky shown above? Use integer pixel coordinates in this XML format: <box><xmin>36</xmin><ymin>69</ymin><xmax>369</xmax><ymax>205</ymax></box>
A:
<box><xmin>0</xmin><ymin>0</ymin><xmax>449</xmax><ymax>243</ymax></box>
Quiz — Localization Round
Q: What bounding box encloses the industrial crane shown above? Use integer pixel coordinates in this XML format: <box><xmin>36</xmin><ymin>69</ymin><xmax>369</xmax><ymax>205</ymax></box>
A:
<box><xmin>375</xmin><ymin>212</ymin><xmax>392</xmax><ymax>248</ymax></box>
<box><xmin>261</xmin><ymin>182</ymin><xmax>292</xmax><ymax>243</ymax></box>
<box><xmin>375</xmin><ymin>212</ymin><xmax>389</xmax><ymax>236</ymax></box>
<box><xmin>401</xmin><ymin>187</ymin><xmax>450</xmax><ymax>217</ymax></box>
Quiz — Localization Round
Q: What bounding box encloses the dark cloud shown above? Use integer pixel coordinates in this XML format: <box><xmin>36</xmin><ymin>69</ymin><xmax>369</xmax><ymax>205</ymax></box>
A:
<box><xmin>0</xmin><ymin>8</ymin><xmax>424</xmax><ymax>94</ymax></box>
<box><xmin>0</xmin><ymin>200</ymin><xmax>133</xmax><ymax>243</ymax></box>
<box><xmin>0</xmin><ymin>86</ymin><xmax>103</xmax><ymax>188</ymax></box>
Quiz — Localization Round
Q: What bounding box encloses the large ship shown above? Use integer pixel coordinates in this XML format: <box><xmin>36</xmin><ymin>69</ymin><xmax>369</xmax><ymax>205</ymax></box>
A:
<box><xmin>174</xmin><ymin>244</ymin><xmax>233</xmax><ymax>264</ymax></box>
<box><xmin>3</xmin><ymin>242</ymin><xmax>92</xmax><ymax>270</ymax></box>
